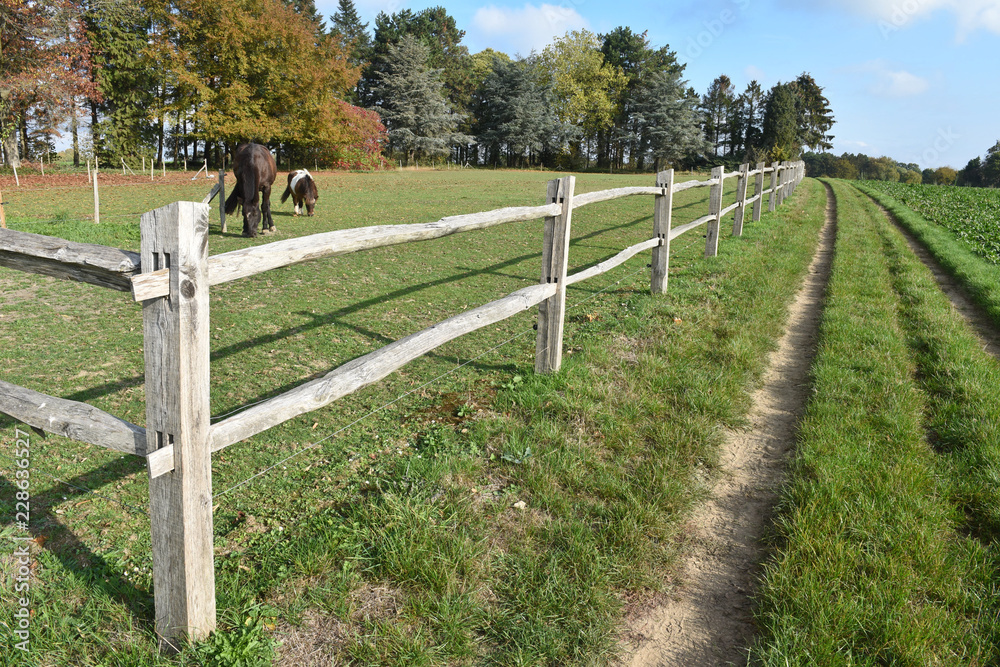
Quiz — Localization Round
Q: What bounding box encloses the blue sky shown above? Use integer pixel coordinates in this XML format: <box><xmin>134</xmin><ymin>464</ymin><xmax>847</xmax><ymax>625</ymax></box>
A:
<box><xmin>316</xmin><ymin>0</ymin><xmax>1000</xmax><ymax>170</ymax></box>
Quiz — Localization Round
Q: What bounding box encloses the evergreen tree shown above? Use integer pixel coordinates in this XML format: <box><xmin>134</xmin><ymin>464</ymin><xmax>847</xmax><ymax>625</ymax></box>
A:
<box><xmin>359</xmin><ymin>7</ymin><xmax>471</xmax><ymax>112</ymax></box>
<box><xmin>701</xmin><ymin>75</ymin><xmax>735</xmax><ymax>156</ymax></box>
<box><xmin>761</xmin><ymin>83</ymin><xmax>799</xmax><ymax>161</ymax></box>
<box><xmin>85</xmin><ymin>0</ymin><xmax>157</xmax><ymax>161</ymax></box>
<box><xmin>958</xmin><ymin>157</ymin><xmax>984</xmax><ymax>187</ymax></box>
<box><xmin>474</xmin><ymin>56</ymin><xmax>568</xmax><ymax>168</ymax></box>
<box><xmin>791</xmin><ymin>73</ymin><xmax>834</xmax><ymax>152</ymax></box>
<box><xmin>634</xmin><ymin>70</ymin><xmax>707</xmax><ymax>171</ymax></box>
<box><xmin>727</xmin><ymin>80</ymin><xmax>765</xmax><ymax>160</ymax></box>
<box><xmin>374</xmin><ymin>34</ymin><xmax>471</xmax><ymax>165</ymax></box>
<box><xmin>330</xmin><ymin>0</ymin><xmax>369</xmax><ymax>67</ymax></box>
<box><xmin>982</xmin><ymin>140</ymin><xmax>1000</xmax><ymax>187</ymax></box>
<box><xmin>599</xmin><ymin>27</ymin><xmax>683</xmax><ymax>170</ymax></box>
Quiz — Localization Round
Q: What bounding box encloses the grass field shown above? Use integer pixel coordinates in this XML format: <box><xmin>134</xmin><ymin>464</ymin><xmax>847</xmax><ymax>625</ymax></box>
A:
<box><xmin>751</xmin><ymin>180</ymin><xmax>1000</xmax><ymax>665</ymax></box>
<box><xmin>0</xmin><ymin>167</ymin><xmax>824</xmax><ymax>665</ymax></box>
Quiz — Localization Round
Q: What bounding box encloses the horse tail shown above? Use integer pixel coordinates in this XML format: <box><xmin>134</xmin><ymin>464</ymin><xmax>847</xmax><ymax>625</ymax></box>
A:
<box><xmin>224</xmin><ymin>185</ymin><xmax>240</xmax><ymax>215</ymax></box>
<box><xmin>280</xmin><ymin>183</ymin><xmax>292</xmax><ymax>204</ymax></box>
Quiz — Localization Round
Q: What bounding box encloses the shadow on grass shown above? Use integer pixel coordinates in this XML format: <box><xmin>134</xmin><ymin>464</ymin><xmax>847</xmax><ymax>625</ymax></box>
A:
<box><xmin>0</xmin><ymin>456</ymin><xmax>156</xmax><ymax>633</ymax></box>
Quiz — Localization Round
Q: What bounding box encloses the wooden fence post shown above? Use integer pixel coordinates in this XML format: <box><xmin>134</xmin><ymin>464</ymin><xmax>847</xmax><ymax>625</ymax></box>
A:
<box><xmin>93</xmin><ymin>167</ymin><xmax>100</xmax><ymax>224</ymax></box>
<box><xmin>535</xmin><ymin>176</ymin><xmax>574</xmax><ymax>374</ymax></box>
<box><xmin>0</xmin><ymin>188</ymin><xmax>6</xmax><ymax>229</ymax></box>
<box><xmin>732</xmin><ymin>163</ymin><xmax>749</xmax><ymax>237</ymax></box>
<box><xmin>651</xmin><ymin>169</ymin><xmax>673</xmax><ymax>294</ymax></box>
<box><xmin>218</xmin><ymin>170</ymin><xmax>226</xmax><ymax>233</ymax></box>
<box><xmin>705</xmin><ymin>165</ymin><xmax>724</xmax><ymax>257</ymax></box>
<box><xmin>768</xmin><ymin>162</ymin><xmax>779</xmax><ymax>212</ymax></box>
<box><xmin>752</xmin><ymin>161</ymin><xmax>765</xmax><ymax>222</ymax></box>
<box><xmin>140</xmin><ymin>201</ymin><xmax>216</xmax><ymax>650</ymax></box>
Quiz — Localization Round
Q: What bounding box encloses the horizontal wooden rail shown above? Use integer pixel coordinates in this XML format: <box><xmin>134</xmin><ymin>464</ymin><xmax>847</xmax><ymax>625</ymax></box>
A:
<box><xmin>0</xmin><ymin>379</ymin><xmax>147</xmax><ymax>455</ymax></box>
<box><xmin>669</xmin><ymin>213</ymin><xmax>716</xmax><ymax>241</ymax></box>
<box><xmin>673</xmin><ymin>179</ymin><xmax>714</xmax><ymax>193</ymax></box>
<box><xmin>0</xmin><ymin>228</ymin><xmax>140</xmax><ymax>292</ymax></box>
<box><xmin>720</xmin><ymin>202</ymin><xmax>741</xmax><ymax>217</ymax></box>
<box><xmin>571</xmin><ymin>186</ymin><xmax>661</xmax><ymax>209</ymax></box>
<box><xmin>565</xmin><ymin>237</ymin><xmax>660</xmax><ymax>286</ymax></box>
<box><xmin>132</xmin><ymin>203</ymin><xmax>562</xmax><ymax>301</ymax></box>
<box><xmin>210</xmin><ymin>281</ymin><xmax>559</xmax><ymax>450</ymax></box>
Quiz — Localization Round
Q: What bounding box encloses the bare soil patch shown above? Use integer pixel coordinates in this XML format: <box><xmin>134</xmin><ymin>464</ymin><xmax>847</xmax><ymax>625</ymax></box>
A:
<box><xmin>619</xmin><ymin>183</ymin><xmax>837</xmax><ymax>666</ymax></box>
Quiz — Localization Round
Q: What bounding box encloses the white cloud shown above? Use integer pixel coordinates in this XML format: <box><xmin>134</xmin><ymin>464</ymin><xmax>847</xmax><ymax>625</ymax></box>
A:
<box><xmin>859</xmin><ymin>61</ymin><xmax>930</xmax><ymax>97</ymax></box>
<box><xmin>817</xmin><ymin>0</ymin><xmax>1000</xmax><ymax>39</ymax></box>
<box><xmin>744</xmin><ymin>65</ymin><xmax>766</xmax><ymax>82</ymax></box>
<box><xmin>469</xmin><ymin>4</ymin><xmax>590</xmax><ymax>55</ymax></box>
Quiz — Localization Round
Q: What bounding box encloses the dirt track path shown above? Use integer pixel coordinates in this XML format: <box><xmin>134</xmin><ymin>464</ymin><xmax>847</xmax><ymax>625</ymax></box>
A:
<box><xmin>619</xmin><ymin>182</ymin><xmax>838</xmax><ymax>666</ymax></box>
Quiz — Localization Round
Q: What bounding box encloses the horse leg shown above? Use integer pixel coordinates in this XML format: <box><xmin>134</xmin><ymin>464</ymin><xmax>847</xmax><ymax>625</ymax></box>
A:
<box><xmin>261</xmin><ymin>185</ymin><xmax>275</xmax><ymax>233</ymax></box>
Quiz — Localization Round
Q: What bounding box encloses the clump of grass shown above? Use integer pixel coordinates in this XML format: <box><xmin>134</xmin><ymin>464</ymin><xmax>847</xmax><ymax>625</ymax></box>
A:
<box><xmin>751</xmin><ymin>180</ymin><xmax>1000</xmax><ymax>665</ymax></box>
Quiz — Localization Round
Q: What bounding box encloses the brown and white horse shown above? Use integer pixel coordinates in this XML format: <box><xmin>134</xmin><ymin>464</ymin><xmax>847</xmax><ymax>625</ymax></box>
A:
<box><xmin>225</xmin><ymin>142</ymin><xmax>277</xmax><ymax>237</ymax></box>
<box><xmin>280</xmin><ymin>169</ymin><xmax>319</xmax><ymax>216</ymax></box>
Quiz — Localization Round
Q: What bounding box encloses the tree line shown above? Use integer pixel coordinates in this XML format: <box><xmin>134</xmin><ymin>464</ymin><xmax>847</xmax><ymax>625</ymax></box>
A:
<box><xmin>804</xmin><ymin>139</ymin><xmax>1000</xmax><ymax>188</ymax></box>
<box><xmin>1</xmin><ymin>0</ymin><xmax>835</xmax><ymax>173</ymax></box>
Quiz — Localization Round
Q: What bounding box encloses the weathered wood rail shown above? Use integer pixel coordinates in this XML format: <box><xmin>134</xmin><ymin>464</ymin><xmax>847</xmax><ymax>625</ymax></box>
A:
<box><xmin>0</xmin><ymin>160</ymin><xmax>805</xmax><ymax>648</ymax></box>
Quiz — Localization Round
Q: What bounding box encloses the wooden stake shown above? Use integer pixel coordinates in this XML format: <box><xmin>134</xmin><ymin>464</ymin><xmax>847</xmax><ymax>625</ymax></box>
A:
<box><xmin>650</xmin><ymin>169</ymin><xmax>673</xmax><ymax>294</ymax></box>
<box><xmin>93</xmin><ymin>167</ymin><xmax>100</xmax><ymax>224</ymax></box>
<box><xmin>705</xmin><ymin>166</ymin><xmax>724</xmax><ymax>257</ymax></box>
<box><xmin>218</xmin><ymin>170</ymin><xmax>226</xmax><ymax>233</ymax></box>
<box><xmin>12</xmin><ymin>165</ymin><xmax>18</xmax><ymax>187</ymax></box>
<box><xmin>768</xmin><ymin>162</ymin><xmax>779</xmax><ymax>212</ymax></box>
<box><xmin>535</xmin><ymin>175</ymin><xmax>574</xmax><ymax>374</ymax></box>
<box><xmin>140</xmin><ymin>201</ymin><xmax>216</xmax><ymax>650</ymax></box>
<box><xmin>0</xmin><ymin>188</ymin><xmax>6</xmax><ymax>229</ymax></box>
<box><xmin>752</xmin><ymin>161</ymin><xmax>765</xmax><ymax>222</ymax></box>
<box><xmin>732</xmin><ymin>163</ymin><xmax>749</xmax><ymax>237</ymax></box>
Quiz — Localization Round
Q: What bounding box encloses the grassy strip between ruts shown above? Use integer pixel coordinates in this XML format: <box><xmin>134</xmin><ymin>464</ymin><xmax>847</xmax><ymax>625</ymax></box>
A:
<box><xmin>0</xmin><ymin>171</ymin><xmax>822</xmax><ymax>666</ymax></box>
<box><xmin>750</xmin><ymin>179</ymin><xmax>1000</xmax><ymax>666</ymax></box>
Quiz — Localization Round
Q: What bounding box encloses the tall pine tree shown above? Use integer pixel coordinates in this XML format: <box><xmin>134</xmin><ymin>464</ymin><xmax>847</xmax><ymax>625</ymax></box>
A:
<box><xmin>374</xmin><ymin>34</ymin><xmax>471</xmax><ymax>165</ymax></box>
<box><xmin>330</xmin><ymin>0</ymin><xmax>369</xmax><ymax>67</ymax></box>
<box><xmin>761</xmin><ymin>83</ymin><xmax>799</xmax><ymax>161</ymax></box>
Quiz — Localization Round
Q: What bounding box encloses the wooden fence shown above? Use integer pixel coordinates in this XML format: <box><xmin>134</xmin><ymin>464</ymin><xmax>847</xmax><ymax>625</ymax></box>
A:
<box><xmin>0</xmin><ymin>159</ymin><xmax>804</xmax><ymax>648</ymax></box>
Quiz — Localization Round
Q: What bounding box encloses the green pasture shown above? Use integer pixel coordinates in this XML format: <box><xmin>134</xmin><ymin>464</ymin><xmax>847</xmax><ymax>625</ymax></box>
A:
<box><xmin>0</xmin><ymin>168</ymin><xmax>823</xmax><ymax>665</ymax></box>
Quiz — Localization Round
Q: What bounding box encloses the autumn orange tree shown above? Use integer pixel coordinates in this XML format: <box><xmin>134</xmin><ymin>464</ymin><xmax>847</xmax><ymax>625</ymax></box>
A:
<box><xmin>0</xmin><ymin>0</ymin><xmax>98</xmax><ymax>167</ymax></box>
<box><xmin>150</xmin><ymin>0</ymin><xmax>368</xmax><ymax>164</ymax></box>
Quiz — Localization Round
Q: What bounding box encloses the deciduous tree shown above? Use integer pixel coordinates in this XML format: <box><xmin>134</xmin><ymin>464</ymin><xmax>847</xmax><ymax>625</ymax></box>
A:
<box><xmin>538</xmin><ymin>30</ymin><xmax>627</xmax><ymax>168</ymax></box>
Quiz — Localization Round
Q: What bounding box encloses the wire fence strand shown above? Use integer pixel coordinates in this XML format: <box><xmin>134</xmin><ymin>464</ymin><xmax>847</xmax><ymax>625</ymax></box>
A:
<box><xmin>213</xmin><ymin>262</ymin><xmax>651</xmax><ymax>501</ymax></box>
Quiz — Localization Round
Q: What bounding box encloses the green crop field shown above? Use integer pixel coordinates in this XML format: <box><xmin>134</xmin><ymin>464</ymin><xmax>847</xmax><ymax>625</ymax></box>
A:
<box><xmin>860</xmin><ymin>180</ymin><xmax>1000</xmax><ymax>263</ymax></box>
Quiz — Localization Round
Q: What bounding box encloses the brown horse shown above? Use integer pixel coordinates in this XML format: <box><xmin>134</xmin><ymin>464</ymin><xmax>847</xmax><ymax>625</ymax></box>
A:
<box><xmin>280</xmin><ymin>169</ymin><xmax>319</xmax><ymax>216</ymax></box>
<box><xmin>225</xmin><ymin>143</ymin><xmax>277</xmax><ymax>237</ymax></box>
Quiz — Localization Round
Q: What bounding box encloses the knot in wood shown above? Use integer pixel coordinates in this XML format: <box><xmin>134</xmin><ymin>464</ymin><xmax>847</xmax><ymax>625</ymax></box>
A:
<box><xmin>180</xmin><ymin>279</ymin><xmax>196</xmax><ymax>299</ymax></box>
